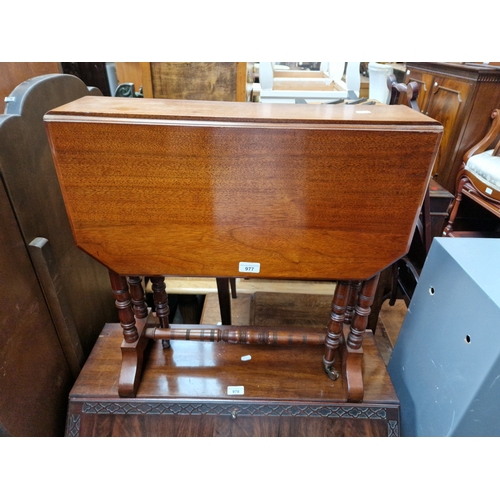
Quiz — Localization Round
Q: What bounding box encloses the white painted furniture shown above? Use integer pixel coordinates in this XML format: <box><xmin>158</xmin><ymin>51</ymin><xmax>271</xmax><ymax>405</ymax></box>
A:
<box><xmin>258</xmin><ymin>62</ymin><xmax>361</xmax><ymax>103</ymax></box>
<box><xmin>368</xmin><ymin>62</ymin><xmax>393</xmax><ymax>104</ymax></box>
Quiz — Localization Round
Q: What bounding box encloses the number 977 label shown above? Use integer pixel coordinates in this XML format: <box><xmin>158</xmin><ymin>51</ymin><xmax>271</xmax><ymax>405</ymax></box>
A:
<box><xmin>239</xmin><ymin>262</ymin><xmax>261</xmax><ymax>273</ymax></box>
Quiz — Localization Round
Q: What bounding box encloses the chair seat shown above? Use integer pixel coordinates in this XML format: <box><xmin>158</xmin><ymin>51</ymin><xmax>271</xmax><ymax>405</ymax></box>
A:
<box><xmin>465</xmin><ymin>149</ymin><xmax>500</xmax><ymax>195</ymax></box>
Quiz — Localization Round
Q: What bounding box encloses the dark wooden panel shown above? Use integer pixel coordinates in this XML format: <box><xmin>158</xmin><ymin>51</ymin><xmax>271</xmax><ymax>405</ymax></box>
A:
<box><xmin>1</xmin><ymin>75</ymin><xmax>117</xmax><ymax>358</ymax></box>
<box><xmin>0</xmin><ymin>176</ymin><xmax>71</xmax><ymax>436</ymax></box>
<box><xmin>61</xmin><ymin>62</ymin><xmax>111</xmax><ymax>96</ymax></box>
<box><xmin>151</xmin><ymin>62</ymin><xmax>239</xmax><ymax>101</ymax></box>
<box><xmin>405</xmin><ymin>62</ymin><xmax>500</xmax><ymax>194</ymax></box>
<box><xmin>424</xmin><ymin>77</ymin><xmax>471</xmax><ymax>182</ymax></box>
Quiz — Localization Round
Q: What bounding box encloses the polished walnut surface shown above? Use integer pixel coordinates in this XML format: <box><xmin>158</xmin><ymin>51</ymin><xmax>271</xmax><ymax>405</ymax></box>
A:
<box><xmin>67</xmin><ymin>322</ymin><xmax>399</xmax><ymax>437</ymax></box>
<box><xmin>71</xmin><ymin>323</ymin><xmax>397</xmax><ymax>402</ymax></box>
<box><xmin>45</xmin><ymin>97</ymin><xmax>442</xmax><ymax>281</ymax></box>
<box><xmin>45</xmin><ymin>95</ymin><xmax>440</xmax><ymax>123</ymax></box>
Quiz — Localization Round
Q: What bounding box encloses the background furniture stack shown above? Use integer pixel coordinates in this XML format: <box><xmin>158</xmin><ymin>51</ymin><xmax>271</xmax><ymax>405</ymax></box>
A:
<box><xmin>0</xmin><ymin>73</ymin><xmax>117</xmax><ymax>436</ymax></box>
<box><xmin>444</xmin><ymin>109</ymin><xmax>500</xmax><ymax>237</ymax></box>
<box><xmin>404</xmin><ymin>62</ymin><xmax>500</xmax><ymax>195</ymax></box>
<box><xmin>115</xmin><ymin>62</ymin><xmax>253</xmax><ymax>102</ymax></box>
<box><xmin>257</xmin><ymin>62</ymin><xmax>361</xmax><ymax>103</ymax></box>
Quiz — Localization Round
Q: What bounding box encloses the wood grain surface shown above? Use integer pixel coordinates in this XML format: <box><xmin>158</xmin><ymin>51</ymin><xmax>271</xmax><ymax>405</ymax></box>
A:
<box><xmin>67</xmin><ymin>322</ymin><xmax>399</xmax><ymax>436</ymax></box>
<box><xmin>45</xmin><ymin>97</ymin><xmax>442</xmax><ymax>281</ymax></box>
<box><xmin>150</xmin><ymin>62</ymin><xmax>246</xmax><ymax>102</ymax></box>
<box><xmin>72</xmin><ymin>320</ymin><xmax>397</xmax><ymax>400</ymax></box>
<box><xmin>0</xmin><ymin>177</ymin><xmax>71</xmax><ymax>436</ymax></box>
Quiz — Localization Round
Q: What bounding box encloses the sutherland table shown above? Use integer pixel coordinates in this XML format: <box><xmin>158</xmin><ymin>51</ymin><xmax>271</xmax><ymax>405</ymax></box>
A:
<box><xmin>45</xmin><ymin>97</ymin><xmax>441</xmax><ymax>432</ymax></box>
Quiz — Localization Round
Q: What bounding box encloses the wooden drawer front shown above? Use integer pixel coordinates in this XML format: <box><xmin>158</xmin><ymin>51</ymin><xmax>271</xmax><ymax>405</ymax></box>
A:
<box><xmin>67</xmin><ymin>400</ymin><xmax>400</xmax><ymax>437</ymax></box>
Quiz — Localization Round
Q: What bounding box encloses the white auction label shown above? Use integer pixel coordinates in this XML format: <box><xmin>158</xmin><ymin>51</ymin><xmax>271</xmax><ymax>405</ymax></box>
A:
<box><xmin>239</xmin><ymin>262</ymin><xmax>260</xmax><ymax>273</ymax></box>
<box><xmin>227</xmin><ymin>386</ymin><xmax>245</xmax><ymax>395</ymax></box>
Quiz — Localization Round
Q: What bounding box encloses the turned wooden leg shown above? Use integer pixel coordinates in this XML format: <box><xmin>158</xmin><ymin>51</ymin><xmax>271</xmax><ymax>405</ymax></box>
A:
<box><xmin>110</xmin><ymin>270</ymin><xmax>150</xmax><ymax>397</ymax></box>
<box><xmin>347</xmin><ymin>274</ymin><xmax>380</xmax><ymax>350</ymax></box>
<box><xmin>323</xmin><ymin>281</ymin><xmax>352</xmax><ymax>380</ymax></box>
<box><xmin>230</xmin><ymin>278</ymin><xmax>237</xmax><ymax>299</ymax></box>
<box><xmin>344</xmin><ymin>281</ymin><xmax>361</xmax><ymax>325</ymax></box>
<box><xmin>150</xmin><ymin>276</ymin><xmax>170</xmax><ymax>348</ymax></box>
<box><xmin>342</xmin><ymin>273</ymin><xmax>380</xmax><ymax>402</ymax></box>
<box><xmin>443</xmin><ymin>176</ymin><xmax>466</xmax><ymax>236</ymax></box>
<box><xmin>109</xmin><ymin>270</ymin><xmax>138</xmax><ymax>343</ymax></box>
<box><xmin>422</xmin><ymin>186</ymin><xmax>432</xmax><ymax>255</ymax></box>
<box><xmin>127</xmin><ymin>276</ymin><xmax>148</xmax><ymax>319</ymax></box>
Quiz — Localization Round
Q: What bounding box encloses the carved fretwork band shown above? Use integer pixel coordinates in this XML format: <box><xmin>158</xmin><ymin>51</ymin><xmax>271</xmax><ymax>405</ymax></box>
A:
<box><xmin>346</xmin><ymin>274</ymin><xmax>380</xmax><ymax>350</ymax></box>
<box><xmin>127</xmin><ymin>276</ymin><xmax>148</xmax><ymax>319</ymax></box>
<box><xmin>109</xmin><ymin>270</ymin><xmax>139</xmax><ymax>343</ymax></box>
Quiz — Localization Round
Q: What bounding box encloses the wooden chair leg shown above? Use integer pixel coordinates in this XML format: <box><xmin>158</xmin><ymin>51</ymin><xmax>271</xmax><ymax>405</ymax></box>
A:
<box><xmin>422</xmin><ymin>185</ymin><xmax>432</xmax><ymax>255</ymax></box>
<box><xmin>443</xmin><ymin>177</ymin><xmax>467</xmax><ymax>235</ymax></box>
<box><xmin>230</xmin><ymin>278</ymin><xmax>237</xmax><ymax>299</ymax></box>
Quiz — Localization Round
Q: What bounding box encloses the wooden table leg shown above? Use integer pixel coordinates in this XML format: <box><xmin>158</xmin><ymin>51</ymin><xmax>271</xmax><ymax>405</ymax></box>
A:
<box><xmin>109</xmin><ymin>270</ymin><xmax>151</xmax><ymax>396</ymax></box>
<box><xmin>230</xmin><ymin>278</ymin><xmax>237</xmax><ymax>299</ymax></box>
<box><xmin>127</xmin><ymin>276</ymin><xmax>148</xmax><ymax>319</ymax></box>
<box><xmin>109</xmin><ymin>270</ymin><xmax>138</xmax><ymax>343</ymax></box>
<box><xmin>150</xmin><ymin>276</ymin><xmax>171</xmax><ymax>349</ymax></box>
<box><xmin>342</xmin><ymin>273</ymin><xmax>380</xmax><ymax>402</ymax></box>
<box><xmin>323</xmin><ymin>281</ymin><xmax>352</xmax><ymax>380</ymax></box>
<box><xmin>344</xmin><ymin>281</ymin><xmax>361</xmax><ymax>324</ymax></box>
<box><xmin>118</xmin><ymin>316</ymin><xmax>150</xmax><ymax>397</ymax></box>
<box><xmin>216</xmin><ymin>277</ymin><xmax>232</xmax><ymax>325</ymax></box>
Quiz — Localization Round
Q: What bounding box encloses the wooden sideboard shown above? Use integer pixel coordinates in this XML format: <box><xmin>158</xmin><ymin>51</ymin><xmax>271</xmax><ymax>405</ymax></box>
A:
<box><xmin>404</xmin><ymin>62</ymin><xmax>500</xmax><ymax>194</ymax></box>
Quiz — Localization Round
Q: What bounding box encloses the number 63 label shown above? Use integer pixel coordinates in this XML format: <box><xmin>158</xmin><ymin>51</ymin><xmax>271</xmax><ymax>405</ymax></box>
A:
<box><xmin>239</xmin><ymin>262</ymin><xmax>261</xmax><ymax>273</ymax></box>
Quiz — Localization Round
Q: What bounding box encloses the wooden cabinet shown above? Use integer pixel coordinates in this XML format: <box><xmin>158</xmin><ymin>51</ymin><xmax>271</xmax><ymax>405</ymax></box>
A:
<box><xmin>0</xmin><ymin>62</ymin><xmax>61</xmax><ymax>103</ymax></box>
<box><xmin>66</xmin><ymin>324</ymin><xmax>400</xmax><ymax>437</ymax></box>
<box><xmin>0</xmin><ymin>177</ymin><xmax>72</xmax><ymax>437</ymax></box>
<box><xmin>404</xmin><ymin>62</ymin><xmax>500</xmax><ymax>194</ymax></box>
<box><xmin>0</xmin><ymin>73</ymin><xmax>118</xmax><ymax>435</ymax></box>
<box><xmin>115</xmin><ymin>62</ymin><xmax>252</xmax><ymax>102</ymax></box>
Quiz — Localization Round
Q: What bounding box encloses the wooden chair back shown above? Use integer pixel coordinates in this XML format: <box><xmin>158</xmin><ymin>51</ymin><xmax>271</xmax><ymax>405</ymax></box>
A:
<box><xmin>387</xmin><ymin>74</ymin><xmax>420</xmax><ymax>111</ymax></box>
<box><xmin>444</xmin><ymin>109</ymin><xmax>500</xmax><ymax>235</ymax></box>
